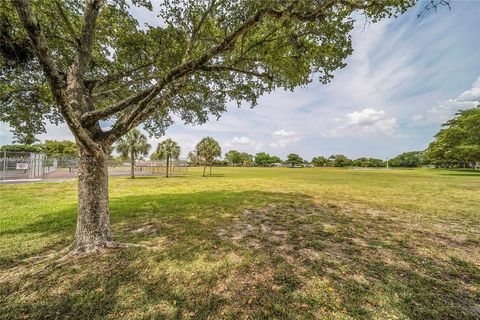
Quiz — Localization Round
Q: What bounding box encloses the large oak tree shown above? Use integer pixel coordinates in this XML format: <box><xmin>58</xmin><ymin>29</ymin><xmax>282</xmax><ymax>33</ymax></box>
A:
<box><xmin>1</xmin><ymin>0</ymin><xmax>435</xmax><ymax>253</ymax></box>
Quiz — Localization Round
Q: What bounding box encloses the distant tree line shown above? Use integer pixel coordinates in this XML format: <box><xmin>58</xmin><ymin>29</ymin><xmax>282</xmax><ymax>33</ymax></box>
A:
<box><xmin>2</xmin><ymin>107</ymin><xmax>477</xmax><ymax>171</ymax></box>
<box><xmin>0</xmin><ymin>140</ymin><xmax>77</xmax><ymax>158</ymax></box>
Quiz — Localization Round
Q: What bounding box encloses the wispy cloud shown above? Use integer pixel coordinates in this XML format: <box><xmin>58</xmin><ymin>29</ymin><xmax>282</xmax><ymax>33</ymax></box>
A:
<box><xmin>425</xmin><ymin>77</ymin><xmax>480</xmax><ymax>123</ymax></box>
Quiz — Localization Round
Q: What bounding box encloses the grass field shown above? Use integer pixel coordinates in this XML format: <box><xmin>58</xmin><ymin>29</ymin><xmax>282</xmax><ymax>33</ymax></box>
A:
<box><xmin>0</xmin><ymin>167</ymin><xmax>479</xmax><ymax>319</ymax></box>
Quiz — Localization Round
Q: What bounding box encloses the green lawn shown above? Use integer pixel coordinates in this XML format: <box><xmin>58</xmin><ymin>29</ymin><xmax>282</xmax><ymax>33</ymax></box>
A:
<box><xmin>0</xmin><ymin>167</ymin><xmax>479</xmax><ymax>319</ymax></box>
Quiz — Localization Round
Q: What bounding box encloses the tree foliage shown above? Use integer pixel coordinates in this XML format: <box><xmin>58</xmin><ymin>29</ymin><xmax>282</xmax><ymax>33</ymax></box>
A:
<box><xmin>187</xmin><ymin>150</ymin><xmax>201</xmax><ymax>165</ymax></box>
<box><xmin>42</xmin><ymin>139</ymin><xmax>77</xmax><ymax>158</ymax></box>
<box><xmin>352</xmin><ymin>157</ymin><xmax>385</xmax><ymax>167</ymax></box>
<box><xmin>389</xmin><ymin>151</ymin><xmax>423</xmax><ymax>167</ymax></box>
<box><xmin>254</xmin><ymin>152</ymin><xmax>282</xmax><ymax>166</ymax></box>
<box><xmin>152</xmin><ymin>138</ymin><xmax>181</xmax><ymax>161</ymax></box>
<box><xmin>225</xmin><ymin>150</ymin><xmax>252</xmax><ymax>166</ymax></box>
<box><xmin>195</xmin><ymin>136</ymin><xmax>221</xmax><ymax>175</ymax></box>
<box><xmin>285</xmin><ymin>153</ymin><xmax>304</xmax><ymax>166</ymax></box>
<box><xmin>424</xmin><ymin>107</ymin><xmax>480</xmax><ymax>168</ymax></box>
<box><xmin>329</xmin><ymin>154</ymin><xmax>351</xmax><ymax>167</ymax></box>
<box><xmin>311</xmin><ymin>156</ymin><xmax>329</xmax><ymax>167</ymax></box>
<box><xmin>115</xmin><ymin>128</ymin><xmax>151</xmax><ymax>161</ymax></box>
<box><xmin>0</xmin><ymin>143</ymin><xmax>42</xmax><ymax>153</ymax></box>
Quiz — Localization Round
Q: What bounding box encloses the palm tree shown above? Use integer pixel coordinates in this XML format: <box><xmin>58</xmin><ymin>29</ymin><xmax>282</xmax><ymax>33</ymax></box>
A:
<box><xmin>195</xmin><ymin>137</ymin><xmax>221</xmax><ymax>177</ymax></box>
<box><xmin>153</xmin><ymin>138</ymin><xmax>181</xmax><ymax>178</ymax></box>
<box><xmin>116</xmin><ymin>129</ymin><xmax>151</xmax><ymax>179</ymax></box>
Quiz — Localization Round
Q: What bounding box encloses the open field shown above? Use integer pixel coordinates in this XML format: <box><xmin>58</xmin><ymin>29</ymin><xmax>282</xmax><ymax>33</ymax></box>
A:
<box><xmin>0</xmin><ymin>167</ymin><xmax>479</xmax><ymax>319</ymax></box>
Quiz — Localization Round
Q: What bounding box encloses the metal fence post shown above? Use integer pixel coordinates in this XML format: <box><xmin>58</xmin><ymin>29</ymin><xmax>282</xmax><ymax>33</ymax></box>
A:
<box><xmin>2</xmin><ymin>151</ymin><xmax>6</xmax><ymax>180</ymax></box>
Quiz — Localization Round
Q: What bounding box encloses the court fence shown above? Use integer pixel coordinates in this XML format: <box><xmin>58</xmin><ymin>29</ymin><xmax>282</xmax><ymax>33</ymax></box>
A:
<box><xmin>0</xmin><ymin>151</ymin><xmax>57</xmax><ymax>180</ymax></box>
<box><xmin>0</xmin><ymin>151</ymin><xmax>188</xmax><ymax>180</ymax></box>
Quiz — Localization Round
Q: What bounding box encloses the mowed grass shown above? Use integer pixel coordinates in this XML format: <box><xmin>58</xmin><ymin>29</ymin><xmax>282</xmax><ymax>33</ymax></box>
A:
<box><xmin>0</xmin><ymin>167</ymin><xmax>479</xmax><ymax>319</ymax></box>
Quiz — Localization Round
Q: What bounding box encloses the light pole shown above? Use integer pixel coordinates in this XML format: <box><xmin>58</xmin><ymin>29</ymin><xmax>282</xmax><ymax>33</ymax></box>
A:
<box><xmin>386</xmin><ymin>157</ymin><xmax>389</xmax><ymax>169</ymax></box>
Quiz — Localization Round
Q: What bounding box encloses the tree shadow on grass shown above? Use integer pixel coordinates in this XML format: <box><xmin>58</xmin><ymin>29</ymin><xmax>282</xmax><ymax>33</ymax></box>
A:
<box><xmin>0</xmin><ymin>191</ymin><xmax>479</xmax><ymax>319</ymax></box>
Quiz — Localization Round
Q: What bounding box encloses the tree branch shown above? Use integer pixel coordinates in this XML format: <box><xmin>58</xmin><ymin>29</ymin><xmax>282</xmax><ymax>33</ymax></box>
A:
<box><xmin>91</xmin><ymin>1</ymin><xmax>336</xmax><ymax>142</ymax></box>
<box><xmin>103</xmin><ymin>83</ymin><xmax>184</xmax><ymax>145</ymax></box>
<box><xmin>85</xmin><ymin>62</ymin><xmax>155</xmax><ymax>89</ymax></box>
<box><xmin>12</xmin><ymin>0</ymin><xmax>63</xmax><ymax>102</ymax></box>
<box><xmin>53</xmin><ymin>0</ymin><xmax>80</xmax><ymax>46</ymax></box>
<box><xmin>12</xmin><ymin>0</ymin><xmax>103</xmax><ymax>155</ymax></box>
<box><xmin>198</xmin><ymin>64</ymin><xmax>273</xmax><ymax>81</ymax></box>
<box><xmin>73</xmin><ymin>0</ymin><xmax>102</xmax><ymax>77</ymax></box>
<box><xmin>183</xmin><ymin>0</ymin><xmax>218</xmax><ymax>61</ymax></box>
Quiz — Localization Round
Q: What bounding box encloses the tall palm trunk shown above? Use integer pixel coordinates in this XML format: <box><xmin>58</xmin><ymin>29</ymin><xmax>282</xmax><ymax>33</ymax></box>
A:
<box><xmin>130</xmin><ymin>150</ymin><xmax>135</xmax><ymax>179</ymax></box>
<box><xmin>210</xmin><ymin>163</ymin><xmax>212</xmax><ymax>175</ymax></box>
<box><xmin>166</xmin><ymin>155</ymin><xmax>170</xmax><ymax>178</ymax></box>
<box><xmin>203</xmin><ymin>162</ymin><xmax>207</xmax><ymax>177</ymax></box>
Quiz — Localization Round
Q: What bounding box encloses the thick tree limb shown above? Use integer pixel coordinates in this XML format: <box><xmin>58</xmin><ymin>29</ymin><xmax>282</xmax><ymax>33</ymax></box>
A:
<box><xmin>81</xmin><ymin>85</ymin><xmax>157</xmax><ymax>126</ymax></box>
<box><xmin>103</xmin><ymin>83</ymin><xmax>184</xmax><ymax>145</ymax></box>
<box><xmin>12</xmin><ymin>0</ymin><xmax>101</xmax><ymax>154</ymax></box>
<box><xmin>12</xmin><ymin>0</ymin><xmax>63</xmax><ymax>101</ymax></box>
<box><xmin>73</xmin><ymin>0</ymin><xmax>102</xmax><ymax>77</ymax></box>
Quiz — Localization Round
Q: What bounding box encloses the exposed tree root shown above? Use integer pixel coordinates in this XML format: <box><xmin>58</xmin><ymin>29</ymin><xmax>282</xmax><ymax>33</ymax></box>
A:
<box><xmin>64</xmin><ymin>241</ymin><xmax>153</xmax><ymax>258</ymax></box>
<box><xmin>0</xmin><ymin>241</ymin><xmax>153</xmax><ymax>284</ymax></box>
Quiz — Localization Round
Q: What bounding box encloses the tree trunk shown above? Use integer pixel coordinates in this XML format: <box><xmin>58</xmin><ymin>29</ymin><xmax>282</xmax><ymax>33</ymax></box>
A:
<box><xmin>210</xmin><ymin>163</ymin><xmax>212</xmax><ymax>175</ymax></box>
<box><xmin>74</xmin><ymin>149</ymin><xmax>112</xmax><ymax>253</ymax></box>
<box><xmin>203</xmin><ymin>163</ymin><xmax>206</xmax><ymax>177</ymax></box>
<box><xmin>166</xmin><ymin>155</ymin><xmax>170</xmax><ymax>178</ymax></box>
<box><xmin>130</xmin><ymin>151</ymin><xmax>135</xmax><ymax>179</ymax></box>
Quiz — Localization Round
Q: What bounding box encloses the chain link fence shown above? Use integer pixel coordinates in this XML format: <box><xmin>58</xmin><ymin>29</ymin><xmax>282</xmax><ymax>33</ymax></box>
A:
<box><xmin>0</xmin><ymin>151</ymin><xmax>57</xmax><ymax>180</ymax></box>
<box><xmin>0</xmin><ymin>152</ymin><xmax>188</xmax><ymax>180</ymax></box>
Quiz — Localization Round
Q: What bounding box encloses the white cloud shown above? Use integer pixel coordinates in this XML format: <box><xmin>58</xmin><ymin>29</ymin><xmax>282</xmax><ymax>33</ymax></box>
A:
<box><xmin>456</xmin><ymin>77</ymin><xmax>480</xmax><ymax>102</ymax></box>
<box><xmin>327</xmin><ymin>108</ymin><xmax>397</xmax><ymax>136</ymax></box>
<box><xmin>232</xmin><ymin>136</ymin><xmax>253</xmax><ymax>145</ymax></box>
<box><xmin>427</xmin><ymin>76</ymin><xmax>480</xmax><ymax>123</ymax></box>
<box><xmin>272</xmin><ymin>129</ymin><xmax>296</xmax><ymax>138</ymax></box>
<box><xmin>223</xmin><ymin>136</ymin><xmax>263</xmax><ymax>151</ymax></box>
<box><xmin>270</xmin><ymin>130</ymin><xmax>300</xmax><ymax>148</ymax></box>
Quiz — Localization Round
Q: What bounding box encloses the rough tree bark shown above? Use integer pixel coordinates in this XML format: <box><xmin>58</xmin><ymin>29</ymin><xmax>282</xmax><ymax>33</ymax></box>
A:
<box><xmin>74</xmin><ymin>146</ymin><xmax>112</xmax><ymax>253</ymax></box>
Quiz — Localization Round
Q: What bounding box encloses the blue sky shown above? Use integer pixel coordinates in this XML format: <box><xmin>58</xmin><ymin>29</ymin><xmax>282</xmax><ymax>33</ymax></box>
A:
<box><xmin>1</xmin><ymin>0</ymin><xmax>479</xmax><ymax>160</ymax></box>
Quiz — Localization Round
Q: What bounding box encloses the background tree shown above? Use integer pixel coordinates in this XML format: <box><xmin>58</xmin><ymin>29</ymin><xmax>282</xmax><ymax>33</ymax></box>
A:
<box><xmin>195</xmin><ymin>137</ymin><xmax>221</xmax><ymax>176</ymax></box>
<box><xmin>116</xmin><ymin>129</ymin><xmax>151</xmax><ymax>179</ymax></box>
<box><xmin>12</xmin><ymin>132</ymin><xmax>39</xmax><ymax>145</ymax></box>
<box><xmin>330</xmin><ymin>154</ymin><xmax>352</xmax><ymax>167</ymax></box>
<box><xmin>42</xmin><ymin>140</ymin><xmax>77</xmax><ymax>158</ymax></box>
<box><xmin>254</xmin><ymin>152</ymin><xmax>271</xmax><ymax>166</ymax></box>
<box><xmin>389</xmin><ymin>151</ymin><xmax>423</xmax><ymax>168</ymax></box>
<box><xmin>187</xmin><ymin>151</ymin><xmax>201</xmax><ymax>166</ymax></box>
<box><xmin>269</xmin><ymin>156</ymin><xmax>282</xmax><ymax>165</ymax></box>
<box><xmin>152</xmin><ymin>138</ymin><xmax>181</xmax><ymax>177</ymax></box>
<box><xmin>1</xmin><ymin>0</ymin><xmax>434</xmax><ymax>253</ymax></box>
<box><xmin>240</xmin><ymin>152</ymin><xmax>254</xmax><ymax>166</ymax></box>
<box><xmin>225</xmin><ymin>150</ymin><xmax>243</xmax><ymax>166</ymax></box>
<box><xmin>0</xmin><ymin>144</ymin><xmax>42</xmax><ymax>153</ymax></box>
<box><xmin>312</xmin><ymin>156</ymin><xmax>329</xmax><ymax>167</ymax></box>
<box><xmin>285</xmin><ymin>153</ymin><xmax>304</xmax><ymax>167</ymax></box>
<box><xmin>424</xmin><ymin>107</ymin><xmax>480</xmax><ymax>169</ymax></box>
